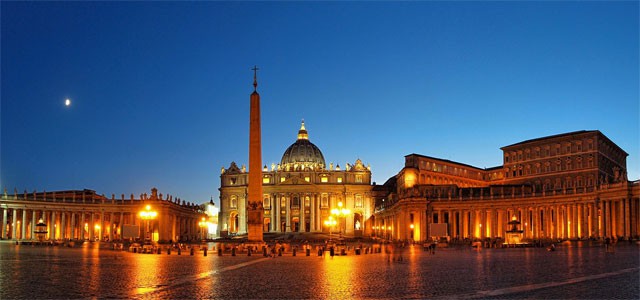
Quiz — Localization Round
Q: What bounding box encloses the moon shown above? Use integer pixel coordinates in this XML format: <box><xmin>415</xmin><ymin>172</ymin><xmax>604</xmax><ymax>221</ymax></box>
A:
<box><xmin>65</xmin><ymin>98</ymin><xmax>71</xmax><ymax>106</ymax></box>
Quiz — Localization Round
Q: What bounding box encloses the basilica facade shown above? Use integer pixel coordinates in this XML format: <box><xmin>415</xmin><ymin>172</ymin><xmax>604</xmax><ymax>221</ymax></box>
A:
<box><xmin>218</xmin><ymin>121</ymin><xmax>374</xmax><ymax>237</ymax></box>
<box><xmin>373</xmin><ymin>130</ymin><xmax>640</xmax><ymax>242</ymax></box>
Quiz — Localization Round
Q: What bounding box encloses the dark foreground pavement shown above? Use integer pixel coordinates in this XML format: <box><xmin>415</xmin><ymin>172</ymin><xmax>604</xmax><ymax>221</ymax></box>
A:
<box><xmin>0</xmin><ymin>241</ymin><xmax>638</xmax><ymax>299</ymax></box>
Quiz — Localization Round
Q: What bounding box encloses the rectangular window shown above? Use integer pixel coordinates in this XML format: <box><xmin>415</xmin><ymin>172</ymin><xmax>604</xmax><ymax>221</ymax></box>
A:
<box><xmin>355</xmin><ymin>194</ymin><xmax>363</xmax><ymax>207</ymax></box>
<box><xmin>280</xmin><ymin>177</ymin><xmax>286</xmax><ymax>183</ymax></box>
<box><xmin>337</xmin><ymin>177</ymin><xmax>343</xmax><ymax>183</ymax></box>
<box><xmin>321</xmin><ymin>177</ymin><xmax>328</xmax><ymax>183</ymax></box>
<box><xmin>263</xmin><ymin>177</ymin><xmax>270</xmax><ymax>184</ymax></box>
<box><xmin>304</xmin><ymin>176</ymin><xmax>310</xmax><ymax>182</ymax></box>
<box><xmin>355</xmin><ymin>175</ymin><xmax>363</xmax><ymax>183</ymax></box>
<box><xmin>321</xmin><ymin>194</ymin><xmax>329</xmax><ymax>207</ymax></box>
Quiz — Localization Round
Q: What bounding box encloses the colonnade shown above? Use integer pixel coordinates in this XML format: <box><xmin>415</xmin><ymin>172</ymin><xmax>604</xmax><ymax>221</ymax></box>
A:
<box><xmin>374</xmin><ymin>196</ymin><xmax>639</xmax><ymax>242</ymax></box>
<box><xmin>0</xmin><ymin>197</ymin><xmax>205</xmax><ymax>242</ymax></box>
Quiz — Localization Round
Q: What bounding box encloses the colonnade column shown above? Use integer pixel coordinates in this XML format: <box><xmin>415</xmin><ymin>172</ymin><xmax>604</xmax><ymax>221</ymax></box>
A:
<box><xmin>11</xmin><ymin>209</ymin><xmax>17</xmax><ymax>240</ymax></box>
<box><xmin>21</xmin><ymin>209</ymin><xmax>27</xmax><ymax>240</ymax></box>
<box><xmin>60</xmin><ymin>212</ymin><xmax>66</xmax><ymax>240</ymax></box>
<box><xmin>70</xmin><ymin>213</ymin><xmax>76</xmax><ymax>240</ymax></box>
<box><xmin>89</xmin><ymin>213</ymin><xmax>94</xmax><ymax>241</ymax></box>
<box><xmin>1</xmin><ymin>209</ymin><xmax>6</xmax><ymax>239</ymax></box>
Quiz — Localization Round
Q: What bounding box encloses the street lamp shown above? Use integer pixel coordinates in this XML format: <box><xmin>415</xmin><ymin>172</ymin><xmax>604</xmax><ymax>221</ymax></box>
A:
<box><xmin>324</xmin><ymin>216</ymin><xmax>337</xmax><ymax>242</ymax></box>
<box><xmin>139</xmin><ymin>205</ymin><xmax>157</xmax><ymax>243</ymax></box>
<box><xmin>198</xmin><ymin>217</ymin><xmax>207</xmax><ymax>242</ymax></box>
<box><xmin>331</xmin><ymin>201</ymin><xmax>350</xmax><ymax>237</ymax></box>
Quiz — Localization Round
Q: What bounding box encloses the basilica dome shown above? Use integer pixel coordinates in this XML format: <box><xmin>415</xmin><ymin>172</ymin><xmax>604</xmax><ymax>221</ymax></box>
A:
<box><xmin>280</xmin><ymin>121</ymin><xmax>326</xmax><ymax>171</ymax></box>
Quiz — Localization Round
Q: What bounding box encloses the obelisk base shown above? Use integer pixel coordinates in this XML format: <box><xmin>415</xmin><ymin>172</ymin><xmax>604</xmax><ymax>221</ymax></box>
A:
<box><xmin>247</xmin><ymin>209</ymin><xmax>264</xmax><ymax>242</ymax></box>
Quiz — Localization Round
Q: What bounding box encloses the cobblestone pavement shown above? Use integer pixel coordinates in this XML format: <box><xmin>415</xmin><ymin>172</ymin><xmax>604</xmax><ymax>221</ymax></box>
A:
<box><xmin>0</xmin><ymin>241</ymin><xmax>637</xmax><ymax>299</ymax></box>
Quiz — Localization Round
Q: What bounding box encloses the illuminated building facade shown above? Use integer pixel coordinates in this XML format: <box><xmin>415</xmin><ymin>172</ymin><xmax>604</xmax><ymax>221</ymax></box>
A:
<box><xmin>219</xmin><ymin>121</ymin><xmax>374</xmax><ymax>236</ymax></box>
<box><xmin>0</xmin><ymin>188</ymin><xmax>205</xmax><ymax>242</ymax></box>
<box><xmin>373</xmin><ymin>130</ymin><xmax>640</xmax><ymax>241</ymax></box>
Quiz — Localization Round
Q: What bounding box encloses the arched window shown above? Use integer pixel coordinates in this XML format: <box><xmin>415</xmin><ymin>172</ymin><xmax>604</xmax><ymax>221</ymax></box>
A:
<box><xmin>321</xmin><ymin>194</ymin><xmax>328</xmax><ymax>207</ymax></box>
<box><xmin>230</xmin><ymin>195</ymin><xmax>238</xmax><ymax>209</ymax></box>
<box><xmin>304</xmin><ymin>196</ymin><xmax>310</xmax><ymax>207</ymax></box>
<box><xmin>292</xmin><ymin>196</ymin><xmax>300</xmax><ymax>207</ymax></box>
<box><xmin>263</xmin><ymin>195</ymin><xmax>270</xmax><ymax>209</ymax></box>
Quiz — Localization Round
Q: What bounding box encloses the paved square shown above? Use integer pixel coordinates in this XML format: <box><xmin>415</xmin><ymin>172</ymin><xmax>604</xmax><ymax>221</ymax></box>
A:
<box><xmin>0</xmin><ymin>241</ymin><xmax>637</xmax><ymax>299</ymax></box>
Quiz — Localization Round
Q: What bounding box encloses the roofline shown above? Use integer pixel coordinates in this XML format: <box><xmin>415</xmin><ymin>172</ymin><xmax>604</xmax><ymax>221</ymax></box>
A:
<box><xmin>405</xmin><ymin>153</ymin><xmax>493</xmax><ymax>171</ymax></box>
<box><xmin>501</xmin><ymin>130</ymin><xmax>628</xmax><ymax>156</ymax></box>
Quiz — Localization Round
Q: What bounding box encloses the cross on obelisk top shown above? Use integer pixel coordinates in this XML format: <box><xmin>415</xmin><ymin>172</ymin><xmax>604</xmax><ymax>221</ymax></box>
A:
<box><xmin>252</xmin><ymin>65</ymin><xmax>259</xmax><ymax>91</ymax></box>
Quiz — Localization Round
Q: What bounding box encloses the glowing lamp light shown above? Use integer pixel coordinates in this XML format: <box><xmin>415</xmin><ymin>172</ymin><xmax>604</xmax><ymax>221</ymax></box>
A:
<box><xmin>409</xmin><ymin>224</ymin><xmax>414</xmax><ymax>229</ymax></box>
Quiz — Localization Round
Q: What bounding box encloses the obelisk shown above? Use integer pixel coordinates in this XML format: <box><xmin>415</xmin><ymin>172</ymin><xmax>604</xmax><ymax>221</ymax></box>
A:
<box><xmin>247</xmin><ymin>66</ymin><xmax>264</xmax><ymax>242</ymax></box>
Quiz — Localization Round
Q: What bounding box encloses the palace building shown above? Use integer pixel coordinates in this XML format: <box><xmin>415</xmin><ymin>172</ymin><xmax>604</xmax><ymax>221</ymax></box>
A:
<box><xmin>218</xmin><ymin>121</ymin><xmax>375</xmax><ymax>237</ymax></box>
<box><xmin>0</xmin><ymin>188</ymin><xmax>206</xmax><ymax>242</ymax></box>
<box><xmin>373</xmin><ymin>130</ymin><xmax>640</xmax><ymax>242</ymax></box>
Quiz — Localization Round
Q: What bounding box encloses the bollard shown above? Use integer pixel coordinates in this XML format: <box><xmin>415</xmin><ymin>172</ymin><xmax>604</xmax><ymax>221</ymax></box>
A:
<box><xmin>204</xmin><ymin>248</ymin><xmax>207</xmax><ymax>256</ymax></box>
<box><xmin>133</xmin><ymin>247</ymin><xmax>137</xmax><ymax>253</ymax></box>
<box><xmin>190</xmin><ymin>247</ymin><xmax>195</xmax><ymax>256</ymax></box>
<box><xmin>356</xmin><ymin>248</ymin><xmax>361</xmax><ymax>255</ymax></box>
<box><xmin>306</xmin><ymin>248</ymin><xmax>310</xmax><ymax>256</ymax></box>
<box><xmin>178</xmin><ymin>247</ymin><xmax>181</xmax><ymax>255</ymax></box>
<box><xmin>292</xmin><ymin>248</ymin><xmax>296</xmax><ymax>256</ymax></box>
<box><xmin>248</xmin><ymin>248</ymin><xmax>252</xmax><ymax>256</ymax></box>
<box><xmin>231</xmin><ymin>247</ymin><xmax>236</xmax><ymax>256</ymax></box>
<box><xmin>318</xmin><ymin>249</ymin><xmax>322</xmax><ymax>256</ymax></box>
<box><xmin>157</xmin><ymin>247</ymin><xmax>161</xmax><ymax>254</ymax></box>
<box><xmin>263</xmin><ymin>246</ymin><xmax>267</xmax><ymax>257</ymax></box>
<box><xmin>167</xmin><ymin>247</ymin><xmax>171</xmax><ymax>255</ymax></box>
<box><xmin>278</xmin><ymin>248</ymin><xmax>282</xmax><ymax>256</ymax></box>
<box><xmin>218</xmin><ymin>247</ymin><xmax>222</xmax><ymax>256</ymax></box>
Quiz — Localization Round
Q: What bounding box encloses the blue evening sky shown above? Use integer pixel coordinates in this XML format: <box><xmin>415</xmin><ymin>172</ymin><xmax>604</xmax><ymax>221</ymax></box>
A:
<box><xmin>2</xmin><ymin>1</ymin><xmax>638</xmax><ymax>205</ymax></box>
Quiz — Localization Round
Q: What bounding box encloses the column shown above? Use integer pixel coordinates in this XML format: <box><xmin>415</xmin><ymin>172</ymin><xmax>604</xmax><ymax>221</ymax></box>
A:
<box><xmin>80</xmin><ymin>213</ymin><xmax>85</xmax><ymax>240</ymax></box>
<box><xmin>99</xmin><ymin>211</ymin><xmax>105</xmax><ymax>241</ymax></box>
<box><xmin>21</xmin><ymin>209</ymin><xmax>27</xmax><ymax>241</ymax></box>
<box><xmin>285</xmin><ymin>196</ymin><xmax>291</xmax><ymax>232</ymax></box>
<box><xmin>618</xmin><ymin>199</ymin><xmax>624</xmax><ymax>238</ymax></box>
<box><xmin>108</xmin><ymin>213</ymin><xmax>114</xmax><ymax>241</ymax></box>
<box><xmin>89</xmin><ymin>213</ymin><xmax>94</xmax><ymax>241</ymax></box>
<box><xmin>70</xmin><ymin>213</ymin><xmax>76</xmax><ymax>240</ymax></box>
<box><xmin>12</xmin><ymin>209</ymin><xmax>17</xmax><ymax>240</ymax></box>
<box><xmin>274</xmin><ymin>195</ymin><xmax>280</xmax><ymax>232</ymax></box>
<box><xmin>604</xmin><ymin>200</ymin><xmax>610</xmax><ymax>237</ymax></box>
<box><xmin>51</xmin><ymin>211</ymin><xmax>57</xmax><ymax>240</ymax></box>
<box><xmin>61</xmin><ymin>212</ymin><xmax>66</xmax><ymax>240</ymax></box>
<box><xmin>1</xmin><ymin>208</ymin><xmax>6</xmax><ymax>239</ymax></box>
<box><xmin>31</xmin><ymin>211</ymin><xmax>37</xmax><ymax>240</ymax></box>
<box><xmin>624</xmin><ymin>198</ymin><xmax>631</xmax><ymax>238</ymax></box>
<box><xmin>299</xmin><ymin>195</ymin><xmax>305</xmax><ymax>233</ymax></box>
<box><xmin>310</xmin><ymin>194</ymin><xmax>316</xmax><ymax>232</ymax></box>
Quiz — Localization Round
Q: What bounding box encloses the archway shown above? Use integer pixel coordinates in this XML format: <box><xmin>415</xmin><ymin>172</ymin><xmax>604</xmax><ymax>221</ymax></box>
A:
<box><xmin>263</xmin><ymin>217</ymin><xmax>271</xmax><ymax>232</ymax></box>
<box><xmin>229</xmin><ymin>212</ymin><xmax>239</xmax><ymax>233</ymax></box>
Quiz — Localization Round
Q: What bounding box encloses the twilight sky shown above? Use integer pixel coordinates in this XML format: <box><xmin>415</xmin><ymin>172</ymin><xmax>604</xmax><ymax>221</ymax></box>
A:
<box><xmin>2</xmin><ymin>2</ymin><xmax>638</xmax><ymax>205</ymax></box>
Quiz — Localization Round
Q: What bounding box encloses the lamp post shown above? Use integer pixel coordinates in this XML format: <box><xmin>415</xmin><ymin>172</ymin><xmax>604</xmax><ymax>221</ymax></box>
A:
<box><xmin>324</xmin><ymin>216</ymin><xmax>337</xmax><ymax>242</ymax></box>
<box><xmin>139</xmin><ymin>205</ymin><xmax>157</xmax><ymax>243</ymax></box>
<box><xmin>198</xmin><ymin>217</ymin><xmax>207</xmax><ymax>242</ymax></box>
<box><xmin>331</xmin><ymin>201</ymin><xmax>350</xmax><ymax>238</ymax></box>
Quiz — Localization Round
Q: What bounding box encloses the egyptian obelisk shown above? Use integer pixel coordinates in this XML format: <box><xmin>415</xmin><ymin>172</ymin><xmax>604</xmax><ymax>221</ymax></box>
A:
<box><xmin>247</xmin><ymin>66</ymin><xmax>264</xmax><ymax>242</ymax></box>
